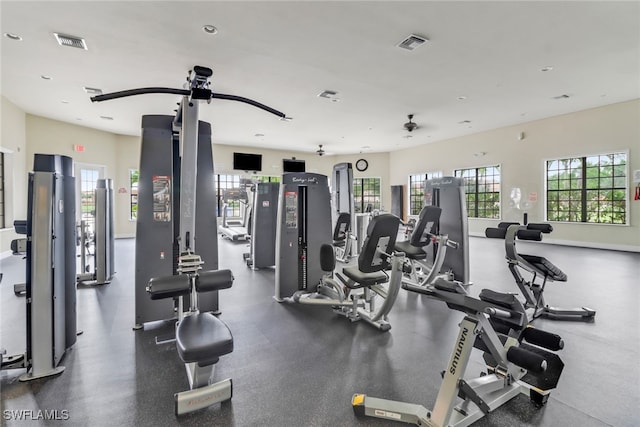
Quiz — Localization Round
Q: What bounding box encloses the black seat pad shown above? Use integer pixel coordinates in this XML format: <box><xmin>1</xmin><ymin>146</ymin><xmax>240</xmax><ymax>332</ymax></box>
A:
<box><xmin>342</xmin><ymin>266</ymin><xmax>388</xmax><ymax>288</ymax></box>
<box><xmin>519</xmin><ymin>254</ymin><xmax>567</xmax><ymax>281</ymax></box>
<box><xmin>394</xmin><ymin>240</ymin><xmax>427</xmax><ymax>260</ymax></box>
<box><xmin>479</xmin><ymin>289</ymin><xmax>520</xmax><ymax>310</ymax></box>
<box><xmin>176</xmin><ymin>313</ymin><xmax>233</xmax><ymax>366</ymax></box>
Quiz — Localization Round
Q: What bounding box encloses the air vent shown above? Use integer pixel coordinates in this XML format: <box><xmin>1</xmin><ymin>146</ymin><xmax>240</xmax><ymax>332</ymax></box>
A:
<box><xmin>100</xmin><ymin>116</ymin><xmax>114</xmax><ymax>120</ymax></box>
<box><xmin>54</xmin><ymin>33</ymin><xmax>88</xmax><ymax>50</ymax></box>
<box><xmin>318</xmin><ymin>90</ymin><xmax>338</xmax><ymax>99</ymax></box>
<box><xmin>83</xmin><ymin>86</ymin><xmax>103</xmax><ymax>95</ymax></box>
<box><xmin>396</xmin><ymin>34</ymin><xmax>428</xmax><ymax>51</ymax></box>
<box><xmin>552</xmin><ymin>94</ymin><xmax>570</xmax><ymax>100</ymax></box>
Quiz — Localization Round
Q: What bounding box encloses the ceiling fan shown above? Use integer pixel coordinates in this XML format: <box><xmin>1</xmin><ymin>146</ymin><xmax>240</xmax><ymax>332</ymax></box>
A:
<box><xmin>403</xmin><ymin>114</ymin><xmax>419</xmax><ymax>132</ymax></box>
<box><xmin>316</xmin><ymin>144</ymin><xmax>325</xmax><ymax>156</ymax></box>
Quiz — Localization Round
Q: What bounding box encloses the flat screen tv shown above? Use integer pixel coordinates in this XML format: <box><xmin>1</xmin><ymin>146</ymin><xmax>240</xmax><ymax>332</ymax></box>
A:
<box><xmin>233</xmin><ymin>152</ymin><xmax>262</xmax><ymax>172</ymax></box>
<box><xmin>283</xmin><ymin>159</ymin><xmax>305</xmax><ymax>173</ymax></box>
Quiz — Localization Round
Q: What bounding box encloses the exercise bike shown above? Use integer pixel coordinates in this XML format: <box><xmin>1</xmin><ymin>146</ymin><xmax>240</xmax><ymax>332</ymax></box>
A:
<box><xmin>353</xmin><ymin>277</ymin><xmax>566</xmax><ymax>426</ymax></box>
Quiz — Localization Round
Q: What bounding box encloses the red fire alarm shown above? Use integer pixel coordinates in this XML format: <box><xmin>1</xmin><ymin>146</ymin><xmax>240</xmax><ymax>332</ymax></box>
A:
<box><xmin>73</xmin><ymin>144</ymin><xmax>85</xmax><ymax>152</ymax></box>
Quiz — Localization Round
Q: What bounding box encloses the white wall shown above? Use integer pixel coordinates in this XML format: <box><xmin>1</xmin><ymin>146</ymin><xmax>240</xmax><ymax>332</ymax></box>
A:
<box><xmin>389</xmin><ymin>99</ymin><xmax>640</xmax><ymax>251</ymax></box>
<box><xmin>0</xmin><ymin>97</ymin><xmax>28</xmax><ymax>255</ymax></box>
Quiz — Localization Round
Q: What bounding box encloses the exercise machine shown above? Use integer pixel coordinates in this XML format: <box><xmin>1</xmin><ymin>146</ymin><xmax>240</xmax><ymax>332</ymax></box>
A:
<box><xmin>244</xmin><ymin>181</ymin><xmax>280</xmax><ymax>269</ymax></box>
<box><xmin>485</xmin><ymin>222</ymin><xmax>596</xmax><ymax>321</ymax></box>
<box><xmin>395</xmin><ymin>177</ymin><xmax>470</xmax><ymax>288</ymax></box>
<box><xmin>10</xmin><ymin>220</ymin><xmax>27</xmax><ymax>295</ymax></box>
<box><xmin>219</xmin><ymin>188</ymin><xmax>251</xmax><ymax>241</ymax></box>
<box><xmin>291</xmin><ymin>214</ymin><xmax>405</xmax><ymax>331</ymax></box>
<box><xmin>394</xmin><ymin>205</ymin><xmax>459</xmax><ymax>287</ymax></box>
<box><xmin>92</xmin><ymin>65</ymin><xmax>285</xmax><ymax>414</ymax></box>
<box><xmin>352</xmin><ymin>278</ymin><xmax>565</xmax><ymax>426</ymax></box>
<box><xmin>1</xmin><ymin>154</ymin><xmax>77</xmax><ymax>381</ymax></box>
<box><xmin>77</xmin><ymin>178</ymin><xmax>115</xmax><ymax>285</ymax></box>
<box><xmin>331</xmin><ymin>162</ymin><xmax>356</xmax><ymax>262</ymax></box>
<box><xmin>275</xmin><ymin>172</ymin><xmax>333</xmax><ymax>301</ymax></box>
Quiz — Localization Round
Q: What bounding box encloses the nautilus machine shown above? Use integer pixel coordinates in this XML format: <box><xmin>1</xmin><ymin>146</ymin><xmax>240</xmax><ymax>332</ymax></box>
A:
<box><xmin>92</xmin><ymin>66</ymin><xmax>286</xmax><ymax>415</ymax></box>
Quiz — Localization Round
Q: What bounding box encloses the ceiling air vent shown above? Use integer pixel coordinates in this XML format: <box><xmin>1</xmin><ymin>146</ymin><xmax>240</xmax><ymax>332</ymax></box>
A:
<box><xmin>83</xmin><ymin>86</ymin><xmax>103</xmax><ymax>95</ymax></box>
<box><xmin>54</xmin><ymin>33</ymin><xmax>88</xmax><ymax>50</ymax></box>
<box><xmin>396</xmin><ymin>34</ymin><xmax>428</xmax><ymax>51</ymax></box>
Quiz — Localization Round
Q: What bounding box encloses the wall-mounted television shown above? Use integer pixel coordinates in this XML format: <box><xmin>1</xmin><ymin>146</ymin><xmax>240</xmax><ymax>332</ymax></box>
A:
<box><xmin>283</xmin><ymin>159</ymin><xmax>305</xmax><ymax>173</ymax></box>
<box><xmin>233</xmin><ymin>152</ymin><xmax>262</xmax><ymax>172</ymax></box>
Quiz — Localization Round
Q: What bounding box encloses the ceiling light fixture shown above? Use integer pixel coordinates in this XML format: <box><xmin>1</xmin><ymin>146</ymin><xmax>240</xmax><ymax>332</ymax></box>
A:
<box><xmin>552</xmin><ymin>94</ymin><xmax>570</xmax><ymax>100</ymax></box>
<box><xmin>61</xmin><ymin>100</ymin><xmax>69</xmax><ymax>104</ymax></box>
<box><xmin>541</xmin><ymin>66</ymin><xmax>553</xmax><ymax>72</ymax></box>
<box><xmin>54</xmin><ymin>33</ymin><xmax>88</xmax><ymax>50</ymax></box>
<box><xmin>254</xmin><ymin>133</ymin><xmax>265</xmax><ymax>137</ymax></box>
<box><xmin>457</xmin><ymin>96</ymin><xmax>467</xmax><ymax>100</ymax></box>
<box><xmin>100</xmin><ymin>116</ymin><xmax>114</xmax><ymax>120</ymax></box>
<box><xmin>4</xmin><ymin>33</ymin><xmax>22</xmax><ymax>41</ymax></box>
<box><xmin>41</xmin><ymin>75</ymin><xmax>52</xmax><ymax>80</ymax></box>
<box><xmin>202</xmin><ymin>25</ymin><xmax>218</xmax><ymax>35</ymax></box>
<box><xmin>458</xmin><ymin>120</ymin><xmax>471</xmax><ymax>124</ymax></box>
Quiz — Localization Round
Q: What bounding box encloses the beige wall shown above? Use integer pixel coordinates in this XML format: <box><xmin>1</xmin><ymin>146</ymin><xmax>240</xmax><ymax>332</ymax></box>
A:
<box><xmin>0</xmin><ymin>97</ymin><xmax>28</xmax><ymax>254</ymax></box>
<box><xmin>389</xmin><ymin>99</ymin><xmax>640</xmax><ymax>251</ymax></box>
<box><xmin>3</xmin><ymin>96</ymin><xmax>639</xmax><ymax>252</ymax></box>
<box><xmin>213</xmin><ymin>145</ymin><xmax>391</xmax><ymax>210</ymax></box>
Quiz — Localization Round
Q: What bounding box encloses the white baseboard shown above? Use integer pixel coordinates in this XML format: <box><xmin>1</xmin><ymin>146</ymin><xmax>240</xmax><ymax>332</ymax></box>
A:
<box><xmin>469</xmin><ymin>231</ymin><xmax>640</xmax><ymax>253</ymax></box>
<box><xmin>115</xmin><ymin>234</ymin><xmax>135</xmax><ymax>239</ymax></box>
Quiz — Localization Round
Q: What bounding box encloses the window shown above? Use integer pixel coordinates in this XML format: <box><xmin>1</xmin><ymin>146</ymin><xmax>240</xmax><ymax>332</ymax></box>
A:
<box><xmin>353</xmin><ymin>177</ymin><xmax>381</xmax><ymax>213</ymax></box>
<box><xmin>130</xmin><ymin>169</ymin><xmax>139</xmax><ymax>220</ymax></box>
<box><xmin>408</xmin><ymin>172</ymin><xmax>442</xmax><ymax>215</ymax></box>
<box><xmin>0</xmin><ymin>153</ymin><xmax>5</xmax><ymax>229</ymax></box>
<box><xmin>546</xmin><ymin>153</ymin><xmax>627</xmax><ymax>224</ymax></box>
<box><xmin>455</xmin><ymin>166</ymin><xmax>501</xmax><ymax>219</ymax></box>
<box><xmin>254</xmin><ymin>175</ymin><xmax>281</xmax><ymax>184</ymax></box>
<box><xmin>80</xmin><ymin>168</ymin><xmax>100</xmax><ymax>231</ymax></box>
<box><xmin>214</xmin><ymin>174</ymin><xmax>242</xmax><ymax>217</ymax></box>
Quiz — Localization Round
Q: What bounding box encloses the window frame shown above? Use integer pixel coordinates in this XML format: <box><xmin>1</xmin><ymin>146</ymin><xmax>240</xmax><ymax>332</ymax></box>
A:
<box><xmin>129</xmin><ymin>169</ymin><xmax>139</xmax><ymax>220</ymax></box>
<box><xmin>454</xmin><ymin>164</ymin><xmax>502</xmax><ymax>219</ymax></box>
<box><xmin>353</xmin><ymin>177</ymin><xmax>382</xmax><ymax>213</ymax></box>
<box><xmin>544</xmin><ymin>151</ymin><xmax>629</xmax><ymax>225</ymax></box>
<box><xmin>408</xmin><ymin>171</ymin><xmax>443</xmax><ymax>216</ymax></box>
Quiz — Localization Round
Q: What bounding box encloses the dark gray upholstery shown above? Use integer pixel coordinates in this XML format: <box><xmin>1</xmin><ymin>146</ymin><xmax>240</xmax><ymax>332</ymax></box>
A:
<box><xmin>342</xmin><ymin>267</ymin><xmax>389</xmax><ymax>288</ymax></box>
<box><xmin>520</xmin><ymin>254</ymin><xmax>567</xmax><ymax>281</ymax></box>
<box><xmin>332</xmin><ymin>212</ymin><xmax>350</xmax><ymax>242</ymax></box>
<box><xmin>176</xmin><ymin>312</ymin><xmax>233</xmax><ymax>366</ymax></box>
<box><xmin>320</xmin><ymin>244</ymin><xmax>336</xmax><ymax>272</ymax></box>
<box><xmin>394</xmin><ymin>240</ymin><xmax>427</xmax><ymax>260</ymax></box>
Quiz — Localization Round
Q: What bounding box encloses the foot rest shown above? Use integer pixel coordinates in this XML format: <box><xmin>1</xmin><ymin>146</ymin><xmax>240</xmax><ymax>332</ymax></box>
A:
<box><xmin>176</xmin><ymin>313</ymin><xmax>233</xmax><ymax>366</ymax></box>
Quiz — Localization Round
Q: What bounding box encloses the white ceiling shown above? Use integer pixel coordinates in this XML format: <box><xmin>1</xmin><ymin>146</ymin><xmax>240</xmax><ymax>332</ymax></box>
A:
<box><xmin>1</xmin><ymin>1</ymin><xmax>639</xmax><ymax>156</ymax></box>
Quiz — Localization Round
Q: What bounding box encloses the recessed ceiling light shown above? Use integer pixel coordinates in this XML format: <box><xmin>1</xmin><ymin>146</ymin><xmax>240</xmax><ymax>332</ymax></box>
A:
<box><xmin>541</xmin><ymin>66</ymin><xmax>553</xmax><ymax>72</ymax></box>
<box><xmin>457</xmin><ymin>96</ymin><xmax>467</xmax><ymax>100</ymax></box>
<box><xmin>4</xmin><ymin>33</ymin><xmax>22</xmax><ymax>41</ymax></box>
<box><xmin>61</xmin><ymin>100</ymin><xmax>69</xmax><ymax>104</ymax></box>
<box><xmin>361</xmin><ymin>145</ymin><xmax>371</xmax><ymax>149</ymax></box>
<box><xmin>202</xmin><ymin>25</ymin><xmax>218</xmax><ymax>34</ymax></box>
<box><xmin>254</xmin><ymin>133</ymin><xmax>265</xmax><ymax>137</ymax></box>
<box><xmin>41</xmin><ymin>75</ymin><xmax>52</xmax><ymax>80</ymax></box>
